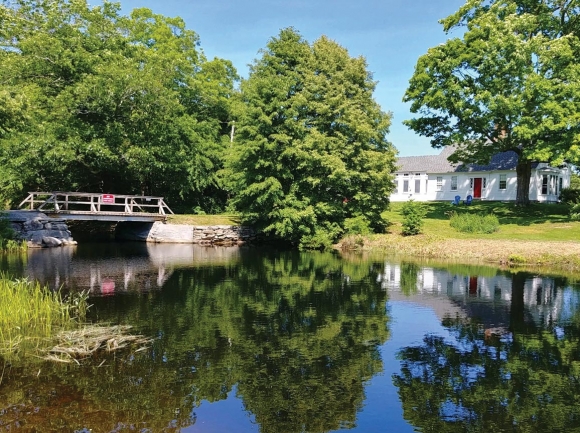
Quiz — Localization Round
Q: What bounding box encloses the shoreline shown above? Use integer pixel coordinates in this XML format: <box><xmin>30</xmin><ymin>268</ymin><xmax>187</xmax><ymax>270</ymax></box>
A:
<box><xmin>336</xmin><ymin>233</ymin><xmax>580</xmax><ymax>271</ymax></box>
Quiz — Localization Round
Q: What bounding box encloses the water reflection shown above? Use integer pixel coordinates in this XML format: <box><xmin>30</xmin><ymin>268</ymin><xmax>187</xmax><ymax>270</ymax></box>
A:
<box><xmin>0</xmin><ymin>246</ymin><xmax>390</xmax><ymax>433</ymax></box>
<box><xmin>386</xmin><ymin>261</ymin><xmax>580</xmax><ymax>432</ymax></box>
<box><xmin>2</xmin><ymin>247</ymin><xmax>580</xmax><ymax>432</ymax></box>
<box><xmin>19</xmin><ymin>243</ymin><xmax>243</xmax><ymax>294</ymax></box>
<box><xmin>379</xmin><ymin>262</ymin><xmax>577</xmax><ymax>329</ymax></box>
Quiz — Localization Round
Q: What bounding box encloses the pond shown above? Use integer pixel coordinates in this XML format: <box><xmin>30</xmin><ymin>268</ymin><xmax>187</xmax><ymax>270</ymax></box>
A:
<box><xmin>1</xmin><ymin>243</ymin><xmax>580</xmax><ymax>432</ymax></box>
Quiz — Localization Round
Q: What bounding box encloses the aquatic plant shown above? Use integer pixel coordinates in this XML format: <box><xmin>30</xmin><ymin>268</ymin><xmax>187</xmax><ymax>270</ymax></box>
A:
<box><xmin>0</xmin><ymin>275</ymin><xmax>89</xmax><ymax>358</ymax></box>
<box><xmin>44</xmin><ymin>325</ymin><xmax>152</xmax><ymax>363</ymax></box>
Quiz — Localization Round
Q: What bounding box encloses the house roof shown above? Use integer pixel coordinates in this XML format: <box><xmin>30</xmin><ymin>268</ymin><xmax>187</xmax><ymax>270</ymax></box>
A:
<box><xmin>396</xmin><ymin>146</ymin><xmax>521</xmax><ymax>174</ymax></box>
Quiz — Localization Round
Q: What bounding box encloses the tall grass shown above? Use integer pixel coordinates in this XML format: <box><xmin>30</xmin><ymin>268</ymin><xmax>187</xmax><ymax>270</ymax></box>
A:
<box><xmin>0</xmin><ymin>275</ymin><xmax>89</xmax><ymax>358</ymax></box>
<box><xmin>449</xmin><ymin>212</ymin><xmax>500</xmax><ymax>234</ymax></box>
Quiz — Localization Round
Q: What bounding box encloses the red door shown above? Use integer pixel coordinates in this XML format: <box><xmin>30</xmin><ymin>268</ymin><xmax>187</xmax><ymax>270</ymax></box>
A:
<box><xmin>469</xmin><ymin>276</ymin><xmax>478</xmax><ymax>296</ymax></box>
<box><xmin>474</xmin><ymin>178</ymin><xmax>482</xmax><ymax>198</ymax></box>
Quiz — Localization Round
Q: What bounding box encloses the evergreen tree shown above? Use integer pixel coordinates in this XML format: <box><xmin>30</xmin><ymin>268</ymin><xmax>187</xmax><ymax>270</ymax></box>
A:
<box><xmin>227</xmin><ymin>28</ymin><xmax>396</xmax><ymax>248</ymax></box>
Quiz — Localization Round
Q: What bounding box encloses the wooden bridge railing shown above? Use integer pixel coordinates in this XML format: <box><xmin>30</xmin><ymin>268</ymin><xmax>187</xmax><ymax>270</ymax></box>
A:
<box><xmin>18</xmin><ymin>192</ymin><xmax>174</xmax><ymax>216</ymax></box>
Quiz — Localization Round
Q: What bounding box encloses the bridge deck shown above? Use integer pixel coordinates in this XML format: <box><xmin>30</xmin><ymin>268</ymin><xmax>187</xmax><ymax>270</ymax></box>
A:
<box><xmin>18</xmin><ymin>192</ymin><xmax>173</xmax><ymax>222</ymax></box>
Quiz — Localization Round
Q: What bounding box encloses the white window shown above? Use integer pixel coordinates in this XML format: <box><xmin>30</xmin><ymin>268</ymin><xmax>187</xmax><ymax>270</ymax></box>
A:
<box><xmin>403</xmin><ymin>180</ymin><xmax>409</xmax><ymax>193</ymax></box>
<box><xmin>541</xmin><ymin>175</ymin><xmax>548</xmax><ymax>195</ymax></box>
<box><xmin>451</xmin><ymin>176</ymin><xmax>458</xmax><ymax>191</ymax></box>
<box><xmin>470</xmin><ymin>178</ymin><xmax>473</xmax><ymax>189</ymax></box>
<box><xmin>415</xmin><ymin>179</ymin><xmax>421</xmax><ymax>194</ymax></box>
<box><xmin>436</xmin><ymin>176</ymin><xmax>443</xmax><ymax>191</ymax></box>
<box><xmin>499</xmin><ymin>174</ymin><xmax>507</xmax><ymax>190</ymax></box>
<box><xmin>483</xmin><ymin>178</ymin><xmax>487</xmax><ymax>189</ymax></box>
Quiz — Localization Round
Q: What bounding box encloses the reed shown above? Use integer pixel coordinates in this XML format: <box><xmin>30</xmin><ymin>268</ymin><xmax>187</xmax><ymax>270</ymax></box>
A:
<box><xmin>0</xmin><ymin>274</ymin><xmax>89</xmax><ymax>357</ymax></box>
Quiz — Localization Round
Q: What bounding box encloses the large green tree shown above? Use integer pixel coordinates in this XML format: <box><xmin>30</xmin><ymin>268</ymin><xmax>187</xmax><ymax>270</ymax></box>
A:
<box><xmin>0</xmin><ymin>0</ymin><xmax>237</xmax><ymax>212</ymax></box>
<box><xmin>404</xmin><ymin>0</ymin><xmax>580</xmax><ymax>205</ymax></box>
<box><xmin>227</xmin><ymin>28</ymin><xmax>397</xmax><ymax>248</ymax></box>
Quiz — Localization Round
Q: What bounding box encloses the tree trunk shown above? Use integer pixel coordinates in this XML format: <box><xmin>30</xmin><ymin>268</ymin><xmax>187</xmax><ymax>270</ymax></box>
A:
<box><xmin>510</xmin><ymin>272</ymin><xmax>535</xmax><ymax>334</ymax></box>
<box><xmin>515</xmin><ymin>157</ymin><xmax>532</xmax><ymax>206</ymax></box>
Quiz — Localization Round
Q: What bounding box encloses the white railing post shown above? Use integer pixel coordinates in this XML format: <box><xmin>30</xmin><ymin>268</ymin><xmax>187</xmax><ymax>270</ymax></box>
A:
<box><xmin>54</xmin><ymin>193</ymin><xmax>60</xmax><ymax>212</ymax></box>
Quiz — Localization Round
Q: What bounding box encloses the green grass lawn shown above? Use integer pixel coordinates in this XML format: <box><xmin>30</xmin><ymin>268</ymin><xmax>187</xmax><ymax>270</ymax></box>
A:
<box><xmin>383</xmin><ymin>201</ymin><xmax>579</xmax><ymax>241</ymax></box>
<box><xmin>166</xmin><ymin>202</ymin><xmax>578</xmax><ymax>242</ymax></box>
<box><xmin>166</xmin><ymin>214</ymin><xmax>241</xmax><ymax>226</ymax></box>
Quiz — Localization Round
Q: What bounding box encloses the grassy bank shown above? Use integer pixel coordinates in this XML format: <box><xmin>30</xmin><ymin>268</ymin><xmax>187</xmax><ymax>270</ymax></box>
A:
<box><xmin>337</xmin><ymin>201</ymin><xmax>580</xmax><ymax>269</ymax></box>
<box><xmin>164</xmin><ymin>202</ymin><xmax>580</xmax><ymax>270</ymax></box>
<box><xmin>0</xmin><ymin>276</ymin><xmax>89</xmax><ymax>359</ymax></box>
<box><xmin>166</xmin><ymin>214</ymin><xmax>240</xmax><ymax>226</ymax></box>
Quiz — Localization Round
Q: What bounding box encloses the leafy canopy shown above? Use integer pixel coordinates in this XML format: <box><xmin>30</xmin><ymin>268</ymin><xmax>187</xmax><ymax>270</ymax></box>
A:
<box><xmin>404</xmin><ymin>0</ymin><xmax>580</xmax><ymax>205</ymax></box>
<box><xmin>227</xmin><ymin>28</ymin><xmax>397</xmax><ymax>248</ymax></box>
<box><xmin>0</xmin><ymin>0</ymin><xmax>237</xmax><ymax>212</ymax></box>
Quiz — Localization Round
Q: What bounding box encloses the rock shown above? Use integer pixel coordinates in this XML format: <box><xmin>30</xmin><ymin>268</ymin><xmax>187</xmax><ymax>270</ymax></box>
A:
<box><xmin>5</xmin><ymin>210</ymin><xmax>75</xmax><ymax>247</ymax></box>
<box><xmin>42</xmin><ymin>236</ymin><xmax>63</xmax><ymax>247</ymax></box>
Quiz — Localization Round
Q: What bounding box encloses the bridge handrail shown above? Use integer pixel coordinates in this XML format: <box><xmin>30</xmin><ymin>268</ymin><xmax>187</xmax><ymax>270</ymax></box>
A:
<box><xmin>18</xmin><ymin>192</ymin><xmax>174</xmax><ymax>216</ymax></box>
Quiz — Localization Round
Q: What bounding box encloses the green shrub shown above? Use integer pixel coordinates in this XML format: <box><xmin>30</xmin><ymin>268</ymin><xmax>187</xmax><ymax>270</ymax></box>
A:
<box><xmin>299</xmin><ymin>223</ymin><xmax>343</xmax><ymax>250</ymax></box>
<box><xmin>400</xmin><ymin>200</ymin><xmax>426</xmax><ymax>236</ymax></box>
<box><xmin>508</xmin><ymin>254</ymin><xmax>526</xmax><ymax>264</ymax></box>
<box><xmin>344</xmin><ymin>216</ymin><xmax>372</xmax><ymax>235</ymax></box>
<box><xmin>449</xmin><ymin>212</ymin><xmax>500</xmax><ymax>234</ymax></box>
<box><xmin>0</xmin><ymin>213</ymin><xmax>16</xmax><ymax>249</ymax></box>
<box><xmin>570</xmin><ymin>202</ymin><xmax>580</xmax><ymax>221</ymax></box>
<box><xmin>559</xmin><ymin>187</ymin><xmax>580</xmax><ymax>204</ymax></box>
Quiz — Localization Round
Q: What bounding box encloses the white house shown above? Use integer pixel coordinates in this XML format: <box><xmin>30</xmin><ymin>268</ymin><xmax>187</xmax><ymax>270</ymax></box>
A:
<box><xmin>390</xmin><ymin>146</ymin><xmax>570</xmax><ymax>202</ymax></box>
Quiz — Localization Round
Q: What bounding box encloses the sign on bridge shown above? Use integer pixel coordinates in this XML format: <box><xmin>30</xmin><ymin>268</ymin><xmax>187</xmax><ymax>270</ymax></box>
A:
<box><xmin>101</xmin><ymin>194</ymin><xmax>115</xmax><ymax>204</ymax></box>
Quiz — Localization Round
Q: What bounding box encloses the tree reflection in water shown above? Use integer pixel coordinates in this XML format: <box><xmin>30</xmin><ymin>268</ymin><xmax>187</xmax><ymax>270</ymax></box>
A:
<box><xmin>393</xmin><ymin>271</ymin><xmax>580</xmax><ymax>433</ymax></box>
<box><xmin>0</xmin><ymin>250</ymin><xmax>390</xmax><ymax>433</ymax></box>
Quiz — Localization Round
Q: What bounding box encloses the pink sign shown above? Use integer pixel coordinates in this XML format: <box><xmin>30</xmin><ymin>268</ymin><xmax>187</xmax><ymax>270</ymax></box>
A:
<box><xmin>101</xmin><ymin>279</ymin><xmax>115</xmax><ymax>296</ymax></box>
<box><xmin>101</xmin><ymin>194</ymin><xmax>115</xmax><ymax>204</ymax></box>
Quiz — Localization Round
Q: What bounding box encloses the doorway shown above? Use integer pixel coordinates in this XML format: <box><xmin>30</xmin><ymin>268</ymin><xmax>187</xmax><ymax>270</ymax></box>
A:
<box><xmin>473</xmin><ymin>178</ymin><xmax>482</xmax><ymax>199</ymax></box>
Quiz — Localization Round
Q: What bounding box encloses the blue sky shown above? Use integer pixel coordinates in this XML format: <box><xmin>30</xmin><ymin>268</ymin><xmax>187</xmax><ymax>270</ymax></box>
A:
<box><xmin>119</xmin><ymin>0</ymin><xmax>466</xmax><ymax>157</ymax></box>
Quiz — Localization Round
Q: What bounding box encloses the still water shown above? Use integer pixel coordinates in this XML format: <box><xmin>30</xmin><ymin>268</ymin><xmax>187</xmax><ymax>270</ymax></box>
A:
<box><xmin>1</xmin><ymin>243</ymin><xmax>580</xmax><ymax>432</ymax></box>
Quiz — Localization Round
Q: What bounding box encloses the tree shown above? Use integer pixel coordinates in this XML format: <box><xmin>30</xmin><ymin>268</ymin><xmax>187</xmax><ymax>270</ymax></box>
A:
<box><xmin>404</xmin><ymin>0</ymin><xmax>580</xmax><ymax>205</ymax></box>
<box><xmin>227</xmin><ymin>28</ymin><xmax>397</xmax><ymax>248</ymax></box>
<box><xmin>0</xmin><ymin>0</ymin><xmax>237</xmax><ymax>212</ymax></box>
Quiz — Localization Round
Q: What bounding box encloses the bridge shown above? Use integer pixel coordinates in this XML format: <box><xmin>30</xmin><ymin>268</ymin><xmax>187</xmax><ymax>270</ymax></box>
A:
<box><xmin>18</xmin><ymin>192</ymin><xmax>174</xmax><ymax>222</ymax></box>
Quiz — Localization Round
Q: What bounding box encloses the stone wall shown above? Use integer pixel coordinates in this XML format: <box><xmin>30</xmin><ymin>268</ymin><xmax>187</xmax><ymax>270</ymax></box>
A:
<box><xmin>6</xmin><ymin>210</ymin><xmax>76</xmax><ymax>248</ymax></box>
<box><xmin>4</xmin><ymin>212</ymin><xmax>258</xmax><ymax>247</ymax></box>
<box><xmin>116</xmin><ymin>221</ymin><xmax>259</xmax><ymax>245</ymax></box>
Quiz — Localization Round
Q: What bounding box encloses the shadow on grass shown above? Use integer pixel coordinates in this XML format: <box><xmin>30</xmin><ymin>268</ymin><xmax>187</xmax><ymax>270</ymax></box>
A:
<box><xmin>394</xmin><ymin>201</ymin><xmax>571</xmax><ymax>227</ymax></box>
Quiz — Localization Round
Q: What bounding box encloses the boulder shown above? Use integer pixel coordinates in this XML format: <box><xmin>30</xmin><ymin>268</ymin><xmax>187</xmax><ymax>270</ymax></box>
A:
<box><xmin>42</xmin><ymin>236</ymin><xmax>63</xmax><ymax>247</ymax></box>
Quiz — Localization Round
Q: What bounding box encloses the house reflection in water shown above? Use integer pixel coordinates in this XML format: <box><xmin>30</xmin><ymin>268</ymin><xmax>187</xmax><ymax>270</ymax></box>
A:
<box><xmin>378</xmin><ymin>263</ymin><xmax>579</xmax><ymax>329</ymax></box>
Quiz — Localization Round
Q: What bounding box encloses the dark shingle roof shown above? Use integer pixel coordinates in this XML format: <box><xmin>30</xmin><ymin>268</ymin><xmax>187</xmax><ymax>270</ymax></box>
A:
<box><xmin>396</xmin><ymin>146</ymin><xmax>520</xmax><ymax>174</ymax></box>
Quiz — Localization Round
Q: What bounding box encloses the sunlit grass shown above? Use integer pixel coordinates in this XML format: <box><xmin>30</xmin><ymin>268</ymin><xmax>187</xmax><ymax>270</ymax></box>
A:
<box><xmin>167</xmin><ymin>214</ymin><xmax>241</xmax><ymax>226</ymax></box>
<box><xmin>0</xmin><ymin>275</ymin><xmax>89</xmax><ymax>359</ymax></box>
<box><xmin>337</xmin><ymin>201</ymin><xmax>580</xmax><ymax>270</ymax></box>
<box><xmin>383</xmin><ymin>201</ymin><xmax>580</xmax><ymax>241</ymax></box>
